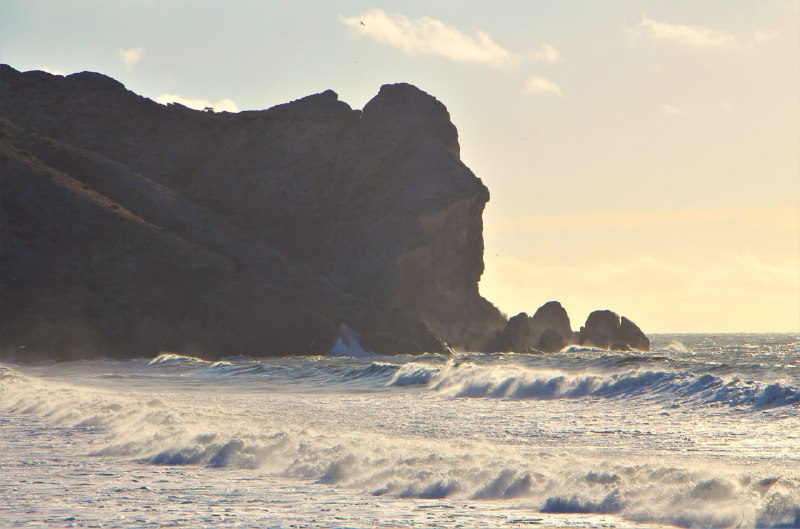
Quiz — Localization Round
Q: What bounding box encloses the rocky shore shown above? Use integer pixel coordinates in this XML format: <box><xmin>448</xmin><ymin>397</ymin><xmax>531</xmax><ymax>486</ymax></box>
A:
<box><xmin>0</xmin><ymin>65</ymin><xmax>648</xmax><ymax>360</ymax></box>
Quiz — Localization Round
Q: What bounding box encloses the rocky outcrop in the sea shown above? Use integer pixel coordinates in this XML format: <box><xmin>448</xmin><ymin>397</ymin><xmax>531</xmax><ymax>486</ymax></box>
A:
<box><xmin>578</xmin><ymin>310</ymin><xmax>650</xmax><ymax>351</ymax></box>
<box><xmin>488</xmin><ymin>301</ymin><xmax>575</xmax><ymax>352</ymax></box>
<box><xmin>487</xmin><ymin>302</ymin><xmax>650</xmax><ymax>353</ymax></box>
<box><xmin>0</xmin><ymin>65</ymin><xmax>505</xmax><ymax>360</ymax></box>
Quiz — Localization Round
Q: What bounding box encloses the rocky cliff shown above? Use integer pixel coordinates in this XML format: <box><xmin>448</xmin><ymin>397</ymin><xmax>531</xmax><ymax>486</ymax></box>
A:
<box><xmin>0</xmin><ymin>65</ymin><xmax>506</xmax><ymax>360</ymax></box>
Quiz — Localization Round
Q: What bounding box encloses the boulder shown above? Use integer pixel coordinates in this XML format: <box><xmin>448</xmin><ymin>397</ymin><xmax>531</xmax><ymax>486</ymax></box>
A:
<box><xmin>538</xmin><ymin>329</ymin><xmax>566</xmax><ymax>353</ymax></box>
<box><xmin>530</xmin><ymin>301</ymin><xmax>573</xmax><ymax>344</ymax></box>
<box><xmin>578</xmin><ymin>310</ymin><xmax>649</xmax><ymax>351</ymax></box>
<box><xmin>488</xmin><ymin>301</ymin><xmax>574</xmax><ymax>352</ymax></box>
<box><xmin>620</xmin><ymin>316</ymin><xmax>650</xmax><ymax>351</ymax></box>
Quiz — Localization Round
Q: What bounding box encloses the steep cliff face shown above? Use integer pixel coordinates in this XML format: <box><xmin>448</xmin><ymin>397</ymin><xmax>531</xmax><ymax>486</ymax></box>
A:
<box><xmin>0</xmin><ymin>65</ymin><xmax>504</xmax><ymax>358</ymax></box>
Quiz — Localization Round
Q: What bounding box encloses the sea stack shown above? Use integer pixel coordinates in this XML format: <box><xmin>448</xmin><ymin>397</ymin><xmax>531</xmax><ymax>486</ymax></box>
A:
<box><xmin>488</xmin><ymin>301</ymin><xmax>575</xmax><ymax>352</ymax></box>
<box><xmin>578</xmin><ymin>310</ymin><xmax>650</xmax><ymax>351</ymax></box>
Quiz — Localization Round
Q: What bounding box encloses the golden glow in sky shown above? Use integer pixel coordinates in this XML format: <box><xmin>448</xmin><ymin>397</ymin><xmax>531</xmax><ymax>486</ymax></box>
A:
<box><xmin>480</xmin><ymin>206</ymin><xmax>799</xmax><ymax>332</ymax></box>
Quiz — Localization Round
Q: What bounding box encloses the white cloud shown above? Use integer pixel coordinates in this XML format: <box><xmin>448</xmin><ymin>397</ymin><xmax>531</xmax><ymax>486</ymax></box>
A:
<box><xmin>481</xmin><ymin>205</ymin><xmax>800</xmax><ymax>331</ymax></box>
<box><xmin>340</xmin><ymin>9</ymin><xmax>514</xmax><ymax>66</ymax></box>
<box><xmin>521</xmin><ymin>76</ymin><xmax>563</xmax><ymax>97</ymax></box>
<box><xmin>35</xmin><ymin>66</ymin><xmax>65</xmax><ymax>75</ymax></box>
<box><xmin>531</xmin><ymin>44</ymin><xmax>561</xmax><ymax>63</ymax></box>
<box><xmin>155</xmin><ymin>93</ymin><xmax>239</xmax><ymax>113</ymax></box>
<box><xmin>630</xmin><ymin>15</ymin><xmax>736</xmax><ymax>49</ymax></box>
<box><xmin>661</xmin><ymin>104</ymin><xmax>683</xmax><ymax>116</ymax></box>
<box><xmin>629</xmin><ymin>15</ymin><xmax>778</xmax><ymax>50</ymax></box>
<box><xmin>119</xmin><ymin>47</ymin><xmax>143</xmax><ymax>66</ymax></box>
<box><xmin>750</xmin><ymin>29</ymin><xmax>779</xmax><ymax>47</ymax></box>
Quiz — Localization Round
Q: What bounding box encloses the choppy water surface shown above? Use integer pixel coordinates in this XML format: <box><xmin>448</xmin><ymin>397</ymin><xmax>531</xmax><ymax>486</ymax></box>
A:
<box><xmin>1</xmin><ymin>333</ymin><xmax>798</xmax><ymax>528</ymax></box>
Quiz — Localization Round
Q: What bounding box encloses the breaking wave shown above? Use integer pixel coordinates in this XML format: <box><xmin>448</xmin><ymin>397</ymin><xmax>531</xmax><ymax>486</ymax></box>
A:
<box><xmin>143</xmin><ymin>354</ymin><xmax>395</xmax><ymax>383</ymax></box>
<box><xmin>1</xmin><ymin>368</ymin><xmax>798</xmax><ymax>529</ymax></box>
<box><xmin>138</xmin><ymin>353</ymin><xmax>800</xmax><ymax>412</ymax></box>
<box><xmin>148</xmin><ymin>353</ymin><xmax>217</xmax><ymax>367</ymax></box>
<box><xmin>388</xmin><ymin>361</ymin><xmax>800</xmax><ymax>410</ymax></box>
<box><xmin>0</xmin><ymin>365</ymin><xmax>25</xmax><ymax>380</ymax></box>
<box><xmin>2</xmin><ymin>333</ymin><xmax>798</xmax><ymax>529</ymax></box>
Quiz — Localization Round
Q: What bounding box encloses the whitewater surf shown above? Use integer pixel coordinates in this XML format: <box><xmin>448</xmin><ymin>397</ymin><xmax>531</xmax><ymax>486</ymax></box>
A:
<box><xmin>1</xmin><ymin>333</ymin><xmax>798</xmax><ymax>528</ymax></box>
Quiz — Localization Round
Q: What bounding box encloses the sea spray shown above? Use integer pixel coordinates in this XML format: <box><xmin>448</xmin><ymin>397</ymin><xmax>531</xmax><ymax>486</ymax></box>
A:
<box><xmin>388</xmin><ymin>360</ymin><xmax>800</xmax><ymax>410</ymax></box>
<box><xmin>1</xmin><ymin>333</ymin><xmax>798</xmax><ymax>528</ymax></box>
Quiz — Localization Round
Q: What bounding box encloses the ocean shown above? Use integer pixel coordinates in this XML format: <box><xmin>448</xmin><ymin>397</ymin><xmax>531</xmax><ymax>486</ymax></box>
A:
<box><xmin>1</xmin><ymin>333</ymin><xmax>798</xmax><ymax>528</ymax></box>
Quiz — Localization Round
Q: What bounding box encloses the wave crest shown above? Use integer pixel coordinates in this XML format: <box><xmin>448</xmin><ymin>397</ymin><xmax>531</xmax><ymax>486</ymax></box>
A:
<box><xmin>388</xmin><ymin>361</ymin><xmax>800</xmax><ymax>410</ymax></box>
<box><xmin>2</xmin><ymin>364</ymin><xmax>798</xmax><ymax>529</ymax></box>
<box><xmin>147</xmin><ymin>353</ymin><xmax>210</xmax><ymax>367</ymax></box>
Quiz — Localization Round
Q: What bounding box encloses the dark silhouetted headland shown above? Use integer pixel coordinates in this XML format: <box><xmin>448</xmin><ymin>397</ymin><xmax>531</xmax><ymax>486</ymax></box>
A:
<box><xmin>0</xmin><ymin>65</ymin><xmax>647</xmax><ymax>360</ymax></box>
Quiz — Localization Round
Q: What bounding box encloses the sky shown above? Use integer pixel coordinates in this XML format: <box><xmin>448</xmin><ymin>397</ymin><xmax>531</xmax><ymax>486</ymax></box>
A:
<box><xmin>2</xmin><ymin>0</ymin><xmax>798</xmax><ymax>332</ymax></box>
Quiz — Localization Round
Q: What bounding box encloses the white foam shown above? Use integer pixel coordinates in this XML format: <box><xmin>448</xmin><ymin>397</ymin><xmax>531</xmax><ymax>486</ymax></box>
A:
<box><xmin>387</xmin><ymin>360</ymin><xmax>800</xmax><ymax>410</ymax></box>
<box><xmin>664</xmin><ymin>340</ymin><xmax>690</xmax><ymax>353</ymax></box>
<box><xmin>147</xmin><ymin>353</ymin><xmax>210</xmax><ymax>366</ymax></box>
<box><xmin>328</xmin><ymin>324</ymin><xmax>373</xmax><ymax>357</ymax></box>
<box><xmin>2</xmin><ymin>339</ymin><xmax>799</xmax><ymax>529</ymax></box>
